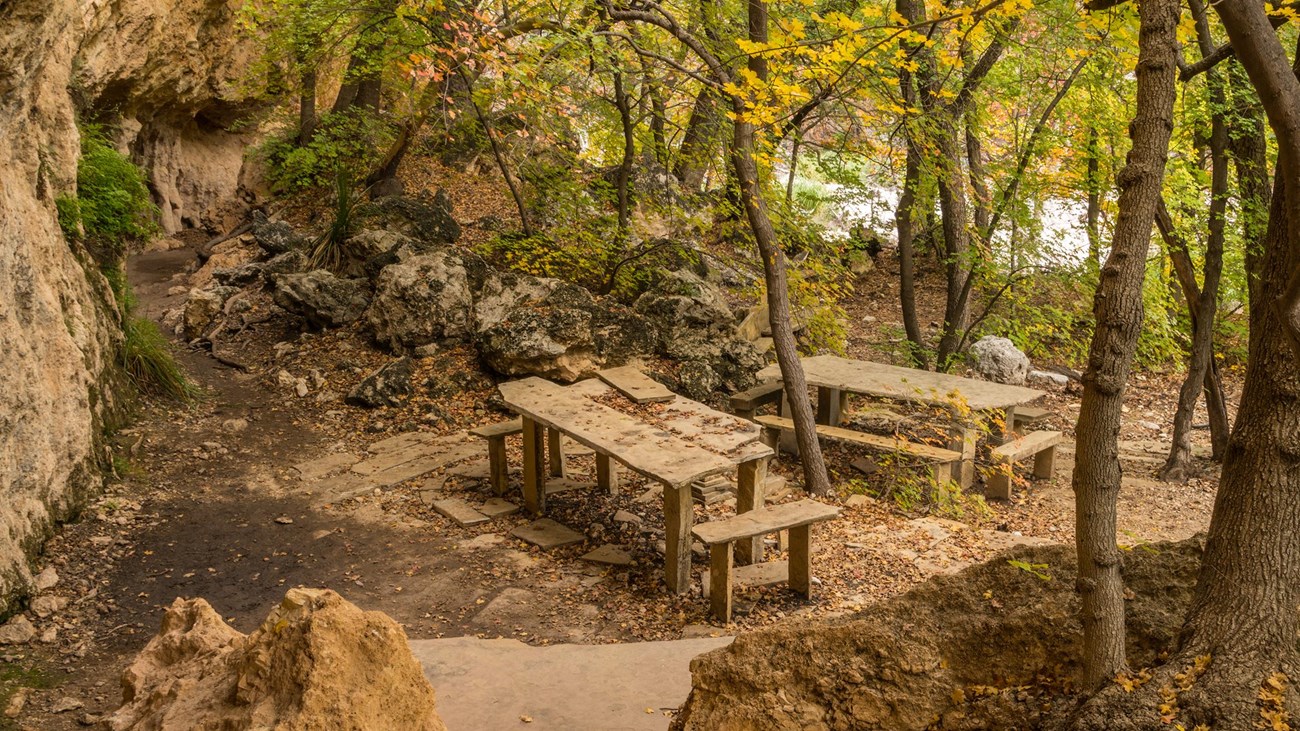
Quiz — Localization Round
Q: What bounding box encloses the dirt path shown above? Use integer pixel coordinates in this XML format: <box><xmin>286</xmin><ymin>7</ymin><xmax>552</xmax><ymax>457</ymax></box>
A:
<box><xmin>1</xmin><ymin>246</ymin><xmax>1224</xmax><ymax>729</ymax></box>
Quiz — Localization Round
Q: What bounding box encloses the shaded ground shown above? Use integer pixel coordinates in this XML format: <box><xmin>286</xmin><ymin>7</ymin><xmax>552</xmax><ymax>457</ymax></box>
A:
<box><xmin>2</xmin><ymin>217</ymin><xmax>1228</xmax><ymax>729</ymax></box>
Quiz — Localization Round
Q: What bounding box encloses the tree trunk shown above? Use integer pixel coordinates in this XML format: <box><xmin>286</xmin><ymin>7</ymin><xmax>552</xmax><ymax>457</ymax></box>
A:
<box><xmin>735</xmin><ymin>0</ymin><xmax>831</xmax><ymax>496</ymax></box>
<box><xmin>675</xmin><ymin>85</ymin><xmax>718</xmax><ymax>191</ymax></box>
<box><xmin>966</xmin><ymin>118</ymin><xmax>991</xmax><ymax>250</ymax></box>
<box><xmin>1161</xmin><ymin>0</ymin><xmax>1228</xmax><ymax>483</ymax></box>
<box><xmin>1170</xmin><ymin>0</ymin><xmax>1300</xmax><ymax>721</ymax></box>
<box><xmin>897</xmin><ymin>142</ymin><xmax>929</xmax><ymax>369</ymax></box>
<box><xmin>934</xmin><ymin>124</ymin><xmax>973</xmax><ymax>370</ymax></box>
<box><xmin>330</xmin><ymin>53</ymin><xmax>364</xmax><ymax>114</ymax></box>
<box><xmin>297</xmin><ymin>67</ymin><xmax>318</xmax><ymax>145</ymax></box>
<box><xmin>461</xmin><ymin>69</ymin><xmax>532</xmax><ymax>237</ymax></box>
<box><xmin>1072</xmin><ymin>0</ymin><xmax>1179</xmax><ymax>690</ymax></box>
<box><xmin>612</xmin><ymin>68</ymin><xmax>635</xmax><ymax>234</ymax></box>
<box><xmin>1086</xmin><ymin>125</ymin><xmax>1103</xmax><ymax>272</ymax></box>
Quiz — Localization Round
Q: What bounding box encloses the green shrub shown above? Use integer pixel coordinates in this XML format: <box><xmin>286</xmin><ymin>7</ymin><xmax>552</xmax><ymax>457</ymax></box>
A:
<box><xmin>61</xmin><ymin>125</ymin><xmax>160</xmax><ymax>259</ymax></box>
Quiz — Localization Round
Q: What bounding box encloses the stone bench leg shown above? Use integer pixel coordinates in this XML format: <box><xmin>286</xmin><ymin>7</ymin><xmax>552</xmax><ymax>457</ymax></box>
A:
<box><xmin>816</xmin><ymin>386</ymin><xmax>842</xmax><ymax>426</ymax></box>
<box><xmin>596</xmin><ymin>453</ymin><xmax>619</xmax><ymax>495</ymax></box>
<box><xmin>546</xmin><ymin>428</ymin><xmax>565</xmax><ymax>478</ymax></box>
<box><xmin>487</xmin><ymin>436</ymin><xmax>509</xmax><ymax>496</ymax></box>
<box><xmin>789</xmin><ymin>524</ymin><xmax>812</xmax><ymax>598</ymax></box>
<box><xmin>927</xmin><ymin>460</ymin><xmax>958</xmax><ymax>487</ymax></box>
<box><xmin>710</xmin><ymin>542</ymin><xmax>733</xmax><ymax>623</ymax></box>
<box><xmin>987</xmin><ymin>465</ymin><xmax>1013</xmax><ymax>501</ymax></box>
<box><xmin>664</xmin><ymin>483</ymin><xmax>692</xmax><ymax>594</ymax></box>
<box><xmin>1033</xmin><ymin>445</ymin><xmax>1057</xmax><ymax>479</ymax></box>
<box><xmin>522</xmin><ymin>418</ymin><xmax>547</xmax><ymax>515</ymax></box>
<box><xmin>735</xmin><ymin>457</ymin><xmax>768</xmax><ymax>566</ymax></box>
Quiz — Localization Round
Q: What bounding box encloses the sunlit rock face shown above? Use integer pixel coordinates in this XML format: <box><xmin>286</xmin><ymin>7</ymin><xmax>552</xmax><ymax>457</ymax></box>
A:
<box><xmin>0</xmin><ymin>0</ymin><xmax>259</xmax><ymax>615</ymax></box>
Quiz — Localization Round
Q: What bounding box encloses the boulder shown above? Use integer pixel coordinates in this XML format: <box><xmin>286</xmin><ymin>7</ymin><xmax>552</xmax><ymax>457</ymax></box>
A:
<box><xmin>360</xmin><ymin>191</ymin><xmax>461</xmax><ymax>246</ymax></box>
<box><xmin>677</xmin><ymin>360</ymin><xmax>722</xmax><ymax>401</ymax></box>
<box><xmin>477</xmin><ymin>281</ymin><xmax>654</xmax><ymax>382</ymax></box>
<box><xmin>368</xmin><ymin>251</ymin><xmax>478</xmax><ymax>350</ymax></box>
<box><xmin>181</xmin><ymin>286</ymin><xmax>237</xmax><ymax>340</ymax></box>
<box><xmin>191</xmin><ymin>235</ymin><xmax>260</xmax><ymax>289</ymax></box>
<box><xmin>347</xmin><ymin>357</ymin><xmax>415</xmax><ymax>408</ymax></box>
<box><xmin>272</xmin><ymin>270</ymin><xmax>371</xmax><ymax>329</ymax></box>
<box><xmin>107</xmin><ymin>588</ymin><xmax>446</xmax><ymax>731</ymax></box>
<box><xmin>343</xmin><ymin>228</ymin><xmax>417</xmax><ymax>279</ymax></box>
<box><xmin>634</xmin><ymin>268</ymin><xmax>735</xmax><ymax>350</ymax></box>
<box><xmin>663</xmin><ymin>334</ymin><xmax>765</xmax><ymax>394</ymax></box>
<box><xmin>968</xmin><ymin>336</ymin><xmax>1031</xmax><ymax>386</ymax></box>
<box><xmin>251</xmin><ymin>215</ymin><xmax>308</xmax><ymax>256</ymax></box>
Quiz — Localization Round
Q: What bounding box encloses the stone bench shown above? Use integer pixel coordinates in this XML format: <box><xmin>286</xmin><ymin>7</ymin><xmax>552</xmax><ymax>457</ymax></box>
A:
<box><xmin>1011</xmin><ymin>406</ymin><xmax>1050</xmax><ymax>436</ymax></box>
<box><xmin>753</xmin><ymin>414</ymin><xmax>963</xmax><ymax>484</ymax></box>
<box><xmin>729</xmin><ymin>381</ymin><xmax>784</xmax><ymax>421</ymax></box>
<box><xmin>469</xmin><ymin>419</ymin><xmax>523</xmax><ymax>495</ymax></box>
<box><xmin>692</xmin><ymin>499</ymin><xmax>840</xmax><ymax>622</ymax></box>
<box><xmin>987</xmin><ymin>430</ymin><xmax>1063</xmax><ymax>500</ymax></box>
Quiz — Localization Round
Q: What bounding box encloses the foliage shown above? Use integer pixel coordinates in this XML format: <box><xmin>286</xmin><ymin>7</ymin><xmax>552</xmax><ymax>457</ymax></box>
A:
<box><xmin>261</xmin><ymin>111</ymin><xmax>398</xmax><ymax>193</ymax></box>
<box><xmin>59</xmin><ymin>124</ymin><xmax>160</xmax><ymax>260</ymax></box>
<box><xmin>1007</xmin><ymin>559</ymin><xmax>1053</xmax><ymax>581</ymax></box>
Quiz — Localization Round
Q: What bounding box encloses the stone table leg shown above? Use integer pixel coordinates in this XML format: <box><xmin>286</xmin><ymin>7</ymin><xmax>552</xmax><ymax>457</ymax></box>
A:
<box><xmin>947</xmin><ymin>416</ymin><xmax>978</xmax><ymax>489</ymax></box>
<box><xmin>1003</xmin><ymin>406</ymin><xmax>1020</xmax><ymax>442</ymax></box>
<box><xmin>596</xmin><ymin>453</ymin><xmax>620</xmax><ymax>495</ymax></box>
<box><xmin>521</xmin><ymin>418</ymin><xmax>547</xmax><ymax>515</ymax></box>
<box><xmin>816</xmin><ymin>386</ymin><xmax>842</xmax><ymax>426</ymax></box>
<box><xmin>546</xmin><ymin>427</ymin><xmax>565</xmax><ymax>478</ymax></box>
<box><xmin>734</xmin><ymin>458</ymin><xmax>768</xmax><ymax>566</ymax></box>
<box><xmin>663</xmin><ymin>483</ymin><xmax>693</xmax><ymax>594</ymax></box>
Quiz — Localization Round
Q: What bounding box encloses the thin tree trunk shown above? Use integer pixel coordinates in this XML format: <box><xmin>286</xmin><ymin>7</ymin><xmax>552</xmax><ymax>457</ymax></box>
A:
<box><xmin>675</xmin><ymin>85</ymin><xmax>718</xmax><ymax>191</ymax></box>
<box><xmin>297</xmin><ymin>67</ymin><xmax>318</xmax><ymax>145</ymax></box>
<box><xmin>612</xmin><ymin>68</ymin><xmax>635</xmax><ymax>234</ymax></box>
<box><xmin>1072</xmin><ymin>0</ymin><xmax>1179</xmax><ymax>690</ymax></box>
<box><xmin>1086</xmin><ymin>126</ymin><xmax>1103</xmax><ymax>272</ymax></box>
<box><xmin>966</xmin><ymin>118</ymin><xmax>991</xmax><ymax>250</ymax></box>
<box><xmin>895</xmin><ymin>9</ymin><xmax>929</xmax><ymax>369</ymax></box>
<box><xmin>934</xmin><ymin>125</ymin><xmax>973</xmax><ymax>370</ymax></box>
<box><xmin>330</xmin><ymin>53</ymin><xmax>364</xmax><ymax>114</ymax></box>
<box><xmin>1161</xmin><ymin>0</ymin><xmax>1228</xmax><ymax>482</ymax></box>
<box><xmin>461</xmin><ymin>70</ymin><xmax>532</xmax><ymax>237</ymax></box>
<box><xmin>736</xmin><ymin>0</ymin><xmax>830</xmax><ymax>496</ymax></box>
<box><xmin>785</xmin><ymin>131</ymin><xmax>801</xmax><ymax>205</ymax></box>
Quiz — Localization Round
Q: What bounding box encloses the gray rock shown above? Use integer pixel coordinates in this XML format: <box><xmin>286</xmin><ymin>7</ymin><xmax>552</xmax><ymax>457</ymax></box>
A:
<box><xmin>0</xmin><ymin>616</ymin><xmax>35</xmax><ymax>644</ymax></box>
<box><xmin>678</xmin><ymin>360</ymin><xmax>721</xmax><ymax>401</ymax></box>
<box><xmin>346</xmin><ymin>358</ymin><xmax>415</xmax><ymax>408</ymax></box>
<box><xmin>968</xmin><ymin>336</ymin><xmax>1031</xmax><ymax>386</ymax></box>
<box><xmin>360</xmin><ymin>190</ymin><xmax>461</xmax><ymax>245</ymax></box>
<box><xmin>272</xmin><ymin>270</ymin><xmax>371</xmax><ymax>329</ymax></box>
<box><xmin>182</xmin><ymin>286</ymin><xmax>237</xmax><ymax>340</ymax></box>
<box><xmin>1028</xmin><ymin>369</ymin><xmax>1070</xmax><ymax>386</ymax></box>
<box><xmin>634</xmin><ymin>268</ymin><xmax>735</xmax><ymax>351</ymax></box>
<box><xmin>477</xmin><ymin>280</ymin><xmax>653</xmax><ymax>382</ymax></box>
<box><xmin>368</xmin><ymin>251</ymin><xmax>478</xmax><ymax>350</ymax></box>
<box><xmin>262</xmin><ymin>249</ymin><xmax>310</xmax><ymax>277</ymax></box>
<box><xmin>251</xmin><ymin>216</ymin><xmax>309</xmax><ymax>255</ymax></box>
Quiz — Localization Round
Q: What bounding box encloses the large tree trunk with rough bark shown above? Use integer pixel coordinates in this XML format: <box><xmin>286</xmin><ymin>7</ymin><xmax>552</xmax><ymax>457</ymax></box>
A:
<box><xmin>1071</xmin><ymin>0</ymin><xmax>1179</xmax><ymax>691</ymax></box>
<box><xmin>735</xmin><ymin>0</ymin><xmax>831</xmax><ymax>496</ymax></box>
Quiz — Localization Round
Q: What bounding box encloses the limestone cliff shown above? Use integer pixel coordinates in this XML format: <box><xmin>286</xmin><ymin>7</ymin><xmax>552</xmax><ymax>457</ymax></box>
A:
<box><xmin>0</xmin><ymin>0</ymin><xmax>258</xmax><ymax>615</ymax></box>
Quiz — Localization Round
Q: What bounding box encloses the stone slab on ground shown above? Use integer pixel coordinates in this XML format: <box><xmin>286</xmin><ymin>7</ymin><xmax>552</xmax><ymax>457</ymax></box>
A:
<box><xmin>510</xmin><ymin>519</ymin><xmax>585</xmax><ymax>549</ymax></box>
<box><xmin>432</xmin><ymin>498</ymin><xmax>490</xmax><ymax>527</ymax></box>
<box><xmin>478</xmin><ymin>498</ymin><xmax>520</xmax><ymax>519</ymax></box>
<box><xmin>411</xmin><ymin>636</ymin><xmax>732</xmax><ymax>731</ymax></box>
<box><xmin>292</xmin><ymin>452</ymin><xmax>358</xmax><ymax>481</ymax></box>
<box><xmin>701</xmin><ymin>560</ymin><xmax>789</xmax><ymax>600</ymax></box>
<box><xmin>581</xmin><ymin>544</ymin><xmax>633</xmax><ymax>566</ymax></box>
<box><xmin>544</xmin><ymin>478</ymin><xmax>597</xmax><ymax>496</ymax></box>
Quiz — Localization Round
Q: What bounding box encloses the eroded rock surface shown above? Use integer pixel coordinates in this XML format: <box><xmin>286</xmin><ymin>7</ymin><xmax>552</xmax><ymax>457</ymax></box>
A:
<box><xmin>675</xmin><ymin>539</ymin><xmax>1204</xmax><ymax>731</ymax></box>
<box><xmin>108</xmin><ymin>588</ymin><xmax>447</xmax><ymax>731</ymax></box>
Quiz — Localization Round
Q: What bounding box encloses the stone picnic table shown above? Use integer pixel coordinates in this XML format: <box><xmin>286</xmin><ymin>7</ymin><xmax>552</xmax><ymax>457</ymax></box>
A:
<box><xmin>757</xmin><ymin>355</ymin><xmax>1045</xmax><ymax>486</ymax></box>
<box><xmin>497</xmin><ymin>376</ymin><xmax>773</xmax><ymax>594</ymax></box>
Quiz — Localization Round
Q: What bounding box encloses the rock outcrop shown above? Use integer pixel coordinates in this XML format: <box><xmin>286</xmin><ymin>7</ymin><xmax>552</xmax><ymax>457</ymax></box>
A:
<box><xmin>108</xmin><ymin>588</ymin><xmax>447</xmax><ymax>731</ymax></box>
<box><xmin>0</xmin><ymin>0</ymin><xmax>258</xmax><ymax>614</ymax></box>
<box><xmin>272</xmin><ymin>270</ymin><xmax>372</xmax><ymax>329</ymax></box>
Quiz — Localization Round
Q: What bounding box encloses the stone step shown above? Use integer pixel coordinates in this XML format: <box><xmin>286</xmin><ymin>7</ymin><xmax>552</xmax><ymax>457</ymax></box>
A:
<box><xmin>432</xmin><ymin>498</ymin><xmax>490</xmax><ymax>527</ymax></box>
<box><xmin>701</xmin><ymin>560</ymin><xmax>789</xmax><ymax>599</ymax></box>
